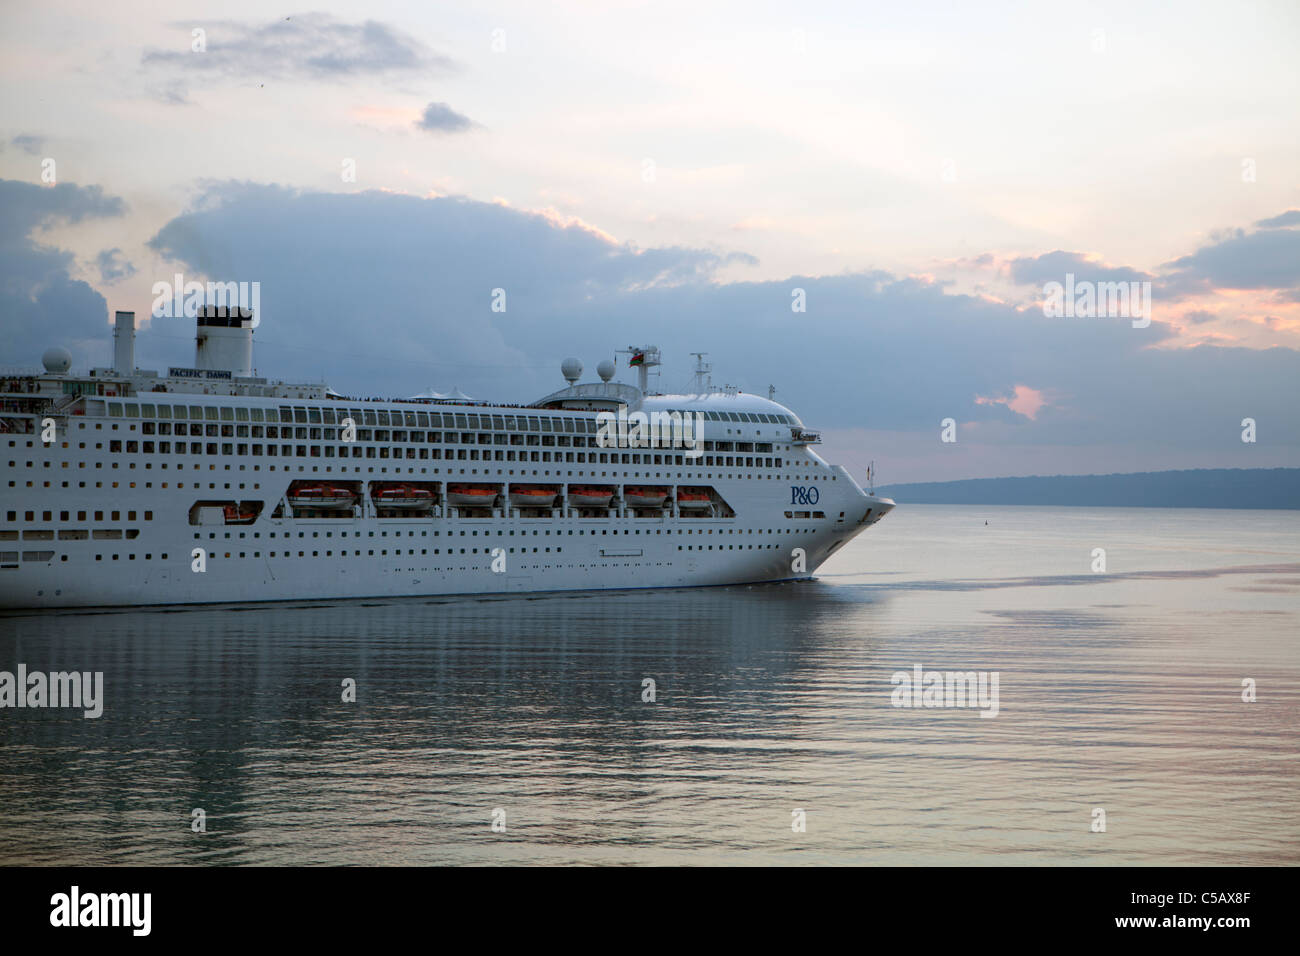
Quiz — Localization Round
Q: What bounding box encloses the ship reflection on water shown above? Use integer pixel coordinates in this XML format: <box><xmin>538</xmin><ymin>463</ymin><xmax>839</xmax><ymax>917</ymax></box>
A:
<box><xmin>2</xmin><ymin>505</ymin><xmax>1298</xmax><ymax>865</ymax></box>
<box><xmin>0</xmin><ymin>581</ymin><xmax>888</xmax><ymax>865</ymax></box>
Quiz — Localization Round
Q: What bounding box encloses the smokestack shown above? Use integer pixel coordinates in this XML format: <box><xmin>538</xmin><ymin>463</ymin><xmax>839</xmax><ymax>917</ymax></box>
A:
<box><xmin>113</xmin><ymin>311</ymin><xmax>135</xmax><ymax>374</ymax></box>
<box><xmin>195</xmin><ymin>305</ymin><xmax>254</xmax><ymax>377</ymax></box>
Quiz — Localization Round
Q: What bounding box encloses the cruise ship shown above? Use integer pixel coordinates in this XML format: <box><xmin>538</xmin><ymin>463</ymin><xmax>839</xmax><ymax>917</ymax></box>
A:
<box><xmin>0</xmin><ymin>308</ymin><xmax>894</xmax><ymax>609</ymax></box>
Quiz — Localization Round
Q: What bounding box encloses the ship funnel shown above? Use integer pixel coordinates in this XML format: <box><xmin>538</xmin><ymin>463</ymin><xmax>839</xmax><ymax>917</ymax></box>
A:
<box><xmin>113</xmin><ymin>311</ymin><xmax>135</xmax><ymax>374</ymax></box>
<box><xmin>196</xmin><ymin>305</ymin><xmax>254</xmax><ymax>377</ymax></box>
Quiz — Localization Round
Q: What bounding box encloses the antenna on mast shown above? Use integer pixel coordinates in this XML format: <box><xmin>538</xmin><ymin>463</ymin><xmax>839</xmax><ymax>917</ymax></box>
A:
<box><xmin>618</xmin><ymin>345</ymin><xmax>660</xmax><ymax>394</ymax></box>
<box><xmin>690</xmin><ymin>352</ymin><xmax>712</xmax><ymax>393</ymax></box>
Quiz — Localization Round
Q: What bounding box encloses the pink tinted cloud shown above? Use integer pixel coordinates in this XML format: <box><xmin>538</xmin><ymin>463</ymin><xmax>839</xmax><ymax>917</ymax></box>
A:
<box><xmin>975</xmin><ymin>384</ymin><xmax>1048</xmax><ymax>420</ymax></box>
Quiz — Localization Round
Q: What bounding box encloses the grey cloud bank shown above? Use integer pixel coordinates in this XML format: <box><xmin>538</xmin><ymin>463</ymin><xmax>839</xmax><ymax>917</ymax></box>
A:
<box><xmin>1007</xmin><ymin>216</ymin><xmax>1300</xmax><ymax>303</ymax></box>
<box><xmin>7</xmin><ymin>179</ymin><xmax>1299</xmax><ymax>479</ymax></box>
<box><xmin>1</xmin><ymin>180</ymin><xmax>124</xmax><ymax>362</ymax></box>
<box><xmin>140</xmin><ymin>13</ymin><xmax>455</xmax><ymax>93</ymax></box>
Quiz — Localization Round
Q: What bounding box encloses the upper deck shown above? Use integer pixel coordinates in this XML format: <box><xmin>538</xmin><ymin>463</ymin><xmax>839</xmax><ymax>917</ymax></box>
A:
<box><xmin>3</xmin><ymin>310</ymin><xmax>820</xmax><ymax>448</ymax></box>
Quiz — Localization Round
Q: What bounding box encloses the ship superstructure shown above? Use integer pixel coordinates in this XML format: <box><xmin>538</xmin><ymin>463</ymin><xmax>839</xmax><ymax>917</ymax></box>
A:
<box><xmin>0</xmin><ymin>308</ymin><xmax>893</xmax><ymax>608</ymax></box>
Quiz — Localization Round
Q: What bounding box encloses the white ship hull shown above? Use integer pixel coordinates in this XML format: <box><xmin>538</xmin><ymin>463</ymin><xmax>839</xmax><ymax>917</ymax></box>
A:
<box><xmin>0</xmin><ymin>317</ymin><xmax>895</xmax><ymax>609</ymax></box>
<box><xmin>1</xmin><ymin>474</ymin><xmax>892</xmax><ymax>609</ymax></box>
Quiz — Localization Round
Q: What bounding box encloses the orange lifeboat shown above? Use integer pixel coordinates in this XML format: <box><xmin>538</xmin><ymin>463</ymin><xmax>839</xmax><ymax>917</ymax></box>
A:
<box><xmin>675</xmin><ymin>487</ymin><xmax>713</xmax><ymax>510</ymax></box>
<box><xmin>509</xmin><ymin>484</ymin><xmax>558</xmax><ymax>508</ymax></box>
<box><xmin>625</xmin><ymin>485</ymin><xmax>668</xmax><ymax>508</ymax></box>
<box><xmin>446</xmin><ymin>484</ymin><xmax>498</xmax><ymax>508</ymax></box>
<box><xmin>371</xmin><ymin>483</ymin><xmax>435</xmax><ymax>509</ymax></box>
<box><xmin>568</xmin><ymin>485</ymin><xmax>614</xmax><ymax>508</ymax></box>
<box><xmin>288</xmin><ymin>483</ymin><xmax>357</xmax><ymax>510</ymax></box>
<box><xmin>223</xmin><ymin>503</ymin><xmax>259</xmax><ymax>524</ymax></box>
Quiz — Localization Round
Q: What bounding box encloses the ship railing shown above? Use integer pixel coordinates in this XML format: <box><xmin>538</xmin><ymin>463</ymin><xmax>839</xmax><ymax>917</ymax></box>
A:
<box><xmin>0</xmin><ymin>375</ymin><xmax>43</xmax><ymax>394</ymax></box>
<box><xmin>50</xmin><ymin>394</ymin><xmax>83</xmax><ymax>414</ymax></box>
<box><xmin>0</xmin><ymin>414</ymin><xmax>36</xmax><ymax>434</ymax></box>
<box><xmin>0</xmin><ymin>396</ymin><xmax>53</xmax><ymax>416</ymax></box>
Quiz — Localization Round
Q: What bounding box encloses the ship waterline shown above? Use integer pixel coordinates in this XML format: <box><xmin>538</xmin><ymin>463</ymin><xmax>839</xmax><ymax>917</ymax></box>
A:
<box><xmin>0</xmin><ymin>311</ymin><xmax>893</xmax><ymax>609</ymax></box>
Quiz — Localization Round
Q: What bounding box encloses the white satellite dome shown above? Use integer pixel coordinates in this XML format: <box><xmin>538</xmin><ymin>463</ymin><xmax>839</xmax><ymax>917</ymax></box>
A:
<box><xmin>596</xmin><ymin>359</ymin><xmax>615</xmax><ymax>382</ymax></box>
<box><xmin>561</xmin><ymin>357</ymin><xmax>583</xmax><ymax>384</ymax></box>
<box><xmin>42</xmin><ymin>347</ymin><xmax>72</xmax><ymax>374</ymax></box>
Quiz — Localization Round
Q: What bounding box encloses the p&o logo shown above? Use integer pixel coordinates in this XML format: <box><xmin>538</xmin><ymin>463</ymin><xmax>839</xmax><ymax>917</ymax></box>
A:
<box><xmin>790</xmin><ymin>486</ymin><xmax>819</xmax><ymax>506</ymax></box>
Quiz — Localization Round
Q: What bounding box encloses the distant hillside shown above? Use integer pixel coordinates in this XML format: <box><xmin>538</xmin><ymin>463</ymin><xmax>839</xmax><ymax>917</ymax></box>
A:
<box><xmin>873</xmin><ymin>468</ymin><xmax>1300</xmax><ymax>509</ymax></box>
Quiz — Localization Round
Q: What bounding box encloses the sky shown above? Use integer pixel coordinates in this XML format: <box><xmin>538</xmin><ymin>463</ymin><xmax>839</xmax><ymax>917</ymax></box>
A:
<box><xmin>1</xmin><ymin>0</ymin><xmax>1298</xmax><ymax>484</ymax></box>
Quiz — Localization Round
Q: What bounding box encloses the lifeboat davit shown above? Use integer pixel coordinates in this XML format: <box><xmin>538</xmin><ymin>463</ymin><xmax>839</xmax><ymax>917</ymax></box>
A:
<box><xmin>625</xmin><ymin>485</ymin><xmax>668</xmax><ymax>508</ymax></box>
<box><xmin>288</xmin><ymin>484</ymin><xmax>357</xmax><ymax>510</ymax></box>
<box><xmin>675</xmin><ymin>488</ymin><xmax>713</xmax><ymax>510</ymax></box>
<box><xmin>568</xmin><ymin>485</ymin><xmax>613</xmax><ymax>508</ymax></box>
<box><xmin>447</xmin><ymin>484</ymin><xmax>498</xmax><ymax>508</ymax></box>
<box><xmin>509</xmin><ymin>485</ymin><xmax>558</xmax><ymax>508</ymax></box>
<box><xmin>371</xmin><ymin>483</ymin><xmax>435</xmax><ymax>509</ymax></box>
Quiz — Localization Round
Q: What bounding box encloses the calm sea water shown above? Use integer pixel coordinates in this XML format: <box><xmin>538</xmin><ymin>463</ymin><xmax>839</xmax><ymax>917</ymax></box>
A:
<box><xmin>1</xmin><ymin>505</ymin><xmax>1297</xmax><ymax>865</ymax></box>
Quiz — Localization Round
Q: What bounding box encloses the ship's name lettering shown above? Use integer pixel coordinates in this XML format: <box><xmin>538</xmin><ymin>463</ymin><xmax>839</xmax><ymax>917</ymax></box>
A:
<box><xmin>168</xmin><ymin>367</ymin><xmax>232</xmax><ymax>380</ymax></box>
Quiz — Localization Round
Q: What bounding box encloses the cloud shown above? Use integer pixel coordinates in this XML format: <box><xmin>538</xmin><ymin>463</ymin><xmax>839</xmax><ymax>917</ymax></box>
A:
<box><xmin>95</xmin><ymin>247</ymin><xmax>137</xmax><ymax>283</ymax></box>
<box><xmin>0</xmin><ymin>179</ymin><xmax>126</xmax><ymax>367</ymax></box>
<box><xmin>149</xmin><ymin>82</ymin><xmax>191</xmax><ymax>106</ymax></box>
<box><xmin>11</xmin><ymin>134</ymin><xmax>45</xmax><ymax>155</ymax></box>
<box><xmin>1255</xmin><ymin>209</ymin><xmax>1300</xmax><ymax>229</ymax></box>
<box><xmin>1002</xmin><ymin>215</ymin><xmax>1300</xmax><ymax>316</ymax></box>
<box><xmin>2</xmin><ymin>179</ymin><xmax>125</xmax><ymax>231</ymax></box>
<box><xmin>974</xmin><ymin>385</ymin><xmax>1049</xmax><ymax>420</ymax></box>
<box><xmin>127</xmin><ymin>182</ymin><xmax>1299</xmax><ymax>469</ymax></box>
<box><xmin>1006</xmin><ymin>250</ymin><xmax>1152</xmax><ymax>287</ymax></box>
<box><xmin>1160</xmin><ymin>215</ymin><xmax>1300</xmax><ymax>294</ymax></box>
<box><xmin>140</xmin><ymin>13</ymin><xmax>456</xmax><ymax>97</ymax></box>
<box><xmin>1264</xmin><ymin>315</ymin><xmax>1300</xmax><ymax>332</ymax></box>
<box><xmin>415</xmin><ymin>101</ymin><xmax>474</xmax><ymax>134</ymax></box>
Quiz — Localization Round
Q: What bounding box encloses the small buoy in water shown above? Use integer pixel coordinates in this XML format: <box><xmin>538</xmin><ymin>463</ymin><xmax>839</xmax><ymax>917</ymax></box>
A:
<box><xmin>984</xmin><ymin>520</ymin><xmax>988</xmax><ymax>525</ymax></box>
